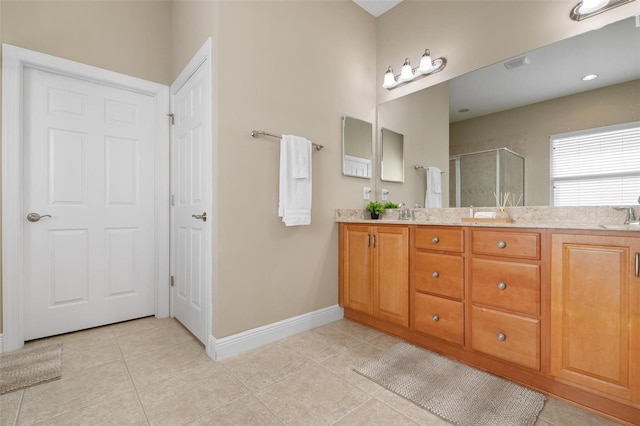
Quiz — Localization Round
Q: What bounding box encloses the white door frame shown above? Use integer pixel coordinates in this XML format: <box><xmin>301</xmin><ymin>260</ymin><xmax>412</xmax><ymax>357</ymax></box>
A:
<box><xmin>1</xmin><ymin>44</ymin><xmax>170</xmax><ymax>352</ymax></box>
<box><xmin>170</xmin><ymin>38</ymin><xmax>213</xmax><ymax>354</ymax></box>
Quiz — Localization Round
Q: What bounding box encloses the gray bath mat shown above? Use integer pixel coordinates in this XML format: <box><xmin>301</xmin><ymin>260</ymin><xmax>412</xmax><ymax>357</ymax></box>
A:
<box><xmin>0</xmin><ymin>343</ymin><xmax>62</xmax><ymax>394</ymax></box>
<box><xmin>354</xmin><ymin>342</ymin><xmax>545</xmax><ymax>426</ymax></box>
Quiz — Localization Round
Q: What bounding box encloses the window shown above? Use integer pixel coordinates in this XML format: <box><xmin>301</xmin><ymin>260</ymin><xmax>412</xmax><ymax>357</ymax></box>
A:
<box><xmin>550</xmin><ymin>122</ymin><xmax>640</xmax><ymax>206</ymax></box>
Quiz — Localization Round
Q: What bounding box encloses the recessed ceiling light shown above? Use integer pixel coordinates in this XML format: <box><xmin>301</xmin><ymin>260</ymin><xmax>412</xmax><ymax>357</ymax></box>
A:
<box><xmin>582</xmin><ymin>74</ymin><xmax>598</xmax><ymax>81</ymax></box>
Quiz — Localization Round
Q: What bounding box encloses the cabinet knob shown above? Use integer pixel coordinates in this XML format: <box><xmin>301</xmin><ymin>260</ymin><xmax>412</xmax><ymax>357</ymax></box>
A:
<box><xmin>497</xmin><ymin>282</ymin><xmax>506</xmax><ymax>290</ymax></box>
<box><xmin>497</xmin><ymin>240</ymin><xmax>506</xmax><ymax>249</ymax></box>
<box><xmin>432</xmin><ymin>271</ymin><xmax>440</xmax><ymax>278</ymax></box>
<box><xmin>432</xmin><ymin>236</ymin><xmax>439</xmax><ymax>243</ymax></box>
<box><xmin>432</xmin><ymin>315</ymin><xmax>439</xmax><ymax>322</ymax></box>
<box><xmin>497</xmin><ymin>333</ymin><xmax>506</xmax><ymax>341</ymax></box>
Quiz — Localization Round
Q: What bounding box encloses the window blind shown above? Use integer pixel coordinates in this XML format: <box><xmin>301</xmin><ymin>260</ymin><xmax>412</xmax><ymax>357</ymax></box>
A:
<box><xmin>550</xmin><ymin>122</ymin><xmax>640</xmax><ymax>206</ymax></box>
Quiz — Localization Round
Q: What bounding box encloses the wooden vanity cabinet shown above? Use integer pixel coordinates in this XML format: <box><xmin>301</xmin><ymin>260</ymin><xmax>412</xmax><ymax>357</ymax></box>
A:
<box><xmin>469</xmin><ymin>229</ymin><xmax>542</xmax><ymax>371</ymax></box>
<box><xmin>550</xmin><ymin>232</ymin><xmax>640</xmax><ymax>404</ymax></box>
<box><xmin>339</xmin><ymin>223</ymin><xmax>409</xmax><ymax>327</ymax></box>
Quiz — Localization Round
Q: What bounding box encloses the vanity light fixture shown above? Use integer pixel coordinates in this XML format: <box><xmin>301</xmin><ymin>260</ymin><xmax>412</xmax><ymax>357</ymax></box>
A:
<box><xmin>570</xmin><ymin>0</ymin><xmax>636</xmax><ymax>21</ymax></box>
<box><xmin>382</xmin><ymin>49</ymin><xmax>447</xmax><ymax>90</ymax></box>
<box><xmin>582</xmin><ymin>74</ymin><xmax>598</xmax><ymax>81</ymax></box>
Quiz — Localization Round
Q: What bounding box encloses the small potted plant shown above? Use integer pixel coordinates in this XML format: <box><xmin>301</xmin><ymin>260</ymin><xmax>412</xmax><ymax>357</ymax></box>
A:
<box><xmin>383</xmin><ymin>201</ymin><xmax>399</xmax><ymax>219</ymax></box>
<box><xmin>365</xmin><ymin>201</ymin><xmax>384</xmax><ymax>220</ymax></box>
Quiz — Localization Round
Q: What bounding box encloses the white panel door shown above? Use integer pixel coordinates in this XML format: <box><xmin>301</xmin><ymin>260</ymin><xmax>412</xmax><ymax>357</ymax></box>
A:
<box><xmin>23</xmin><ymin>68</ymin><xmax>157</xmax><ymax>340</ymax></box>
<box><xmin>171</xmin><ymin>57</ymin><xmax>211</xmax><ymax>344</ymax></box>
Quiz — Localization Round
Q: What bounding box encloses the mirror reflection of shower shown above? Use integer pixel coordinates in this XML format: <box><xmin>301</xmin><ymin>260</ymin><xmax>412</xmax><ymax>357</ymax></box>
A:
<box><xmin>449</xmin><ymin>148</ymin><xmax>525</xmax><ymax>207</ymax></box>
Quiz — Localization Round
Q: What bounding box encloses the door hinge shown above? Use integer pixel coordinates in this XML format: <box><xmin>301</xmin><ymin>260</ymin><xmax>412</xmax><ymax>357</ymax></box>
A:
<box><xmin>170</xmin><ymin>275</ymin><xmax>175</xmax><ymax>287</ymax></box>
<box><xmin>167</xmin><ymin>113</ymin><xmax>175</xmax><ymax>125</ymax></box>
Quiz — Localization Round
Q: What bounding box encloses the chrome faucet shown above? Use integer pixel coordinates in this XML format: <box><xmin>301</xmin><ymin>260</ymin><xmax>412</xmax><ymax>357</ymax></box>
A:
<box><xmin>615</xmin><ymin>207</ymin><xmax>639</xmax><ymax>224</ymax></box>
<box><xmin>398</xmin><ymin>202</ymin><xmax>410</xmax><ymax>220</ymax></box>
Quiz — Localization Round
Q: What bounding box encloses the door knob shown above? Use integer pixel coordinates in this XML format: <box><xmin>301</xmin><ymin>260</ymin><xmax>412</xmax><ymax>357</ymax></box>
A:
<box><xmin>192</xmin><ymin>212</ymin><xmax>207</xmax><ymax>222</ymax></box>
<box><xmin>26</xmin><ymin>212</ymin><xmax>51</xmax><ymax>222</ymax></box>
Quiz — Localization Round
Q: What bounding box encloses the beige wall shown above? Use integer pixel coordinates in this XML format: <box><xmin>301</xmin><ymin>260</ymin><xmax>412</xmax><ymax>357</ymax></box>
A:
<box><xmin>376</xmin><ymin>1</ymin><xmax>638</xmax><ymax>104</ymax></box>
<box><xmin>450</xmin><ymin>80</ymin><xmax>640</xmax><ymax>206</ymax></box>
<box><xmin>2</xmin><ymin>0</ymin><xmax>637</xmax><ymax>340</ymax></box>
<box><xmin>377</xmin><ymin>82</ymin><xmax>449</xmax><ymax>208</ymax></box>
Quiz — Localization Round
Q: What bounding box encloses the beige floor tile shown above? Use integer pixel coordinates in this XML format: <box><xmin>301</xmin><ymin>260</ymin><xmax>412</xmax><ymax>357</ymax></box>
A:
<box><xmin>320</xmin><ymin>342</ymin><xmax>385</xmax><ymax>394</ymax></box>
<box><xmin>17</xmin><ymin>360</ymin><xmax>134</xmax><ymax>425</ymax></box>
<box><xmin>222</xmin><ymin>341</ymin><xmax>315</xmax><ymax>392</ymax></box>
<box><xmin>1</xmin><ymin>390</ymin><xmax>23</xmax><ymax>426</ymax></box>
<box><xmin>374</xmin><ymin>389</ymin><xmax>452</xmax><ymax>426</ymax></box>
<box><xmin>137</xmin><ymin>361</ymin><xmax>249</xmax><ymax>426</ymax></box>
<box><xmin>31</xmin><ymin>392</ymin><xmax>147</xmax><ymax>425</ymax></box>
<box><xmin>59</xmin><ymin>340</ymin><xmax>122</xmax><ymax>375</ymax></box>
<box><xmin>282</xmin><ymin>324</ymin><xmax>362</xmax><ymax>362</ymax></box>
<box><xmin>125</xmin><ymin>339</ymin><xmax>209</xmax><ymax>388</ymax></box>
<box><xmin>334</xmin><ymin>398</ymin><xmax>420</xmax><ymax>425</ymax></box>
<box><xmin>328</xmin><ymin>319</ymin><xmax>384</xmax><ymax>342</ymax></box>
<box><xmin>537</xmin><ymin>398</ymin><xmax>622</xmax><ymax>426</ymax></box>
<box><xmin>109</xmin><ymin>316</ymin><xmax>177</xmax><ymax>337</ymax></box>
<box><xmin>255</xmin><ymin>364</ymin><xmax>370</xmax><ymax>425</ymax></box>
<box><xmin>185</xmin><ymin>394</ymin><xmax>282</xmax><ymax>425</ymax></box>
<box><xmin>366</xmin><ymin>333</ymin><xmax>404</xmax><ymax>350</ymax></box>
<box><xmin>26</xmin><ymin>325</ymin><xmax>116</xmax><ymax>350</ymax></box>
<box><xmin>116</xmin><ymin>320</ymin><xmax>194</xmax><ymax>358</ymax></box>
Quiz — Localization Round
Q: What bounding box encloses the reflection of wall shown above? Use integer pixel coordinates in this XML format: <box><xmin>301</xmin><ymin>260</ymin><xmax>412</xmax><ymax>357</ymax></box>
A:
<box><xmin>450</xmin><ymin>80</ymin><xmax>640</xmax><ymax>206</ymax></box>
<box><xmin>378</xmin><ymin>83</ymin><xmax>449</xmax><ymax>207</ymax></box>
<box><xmin>344</xmin><ymin>117</ymin><xmax>372</xmax><ymax>160</ymax></box>
<box><xmin>381</xmin><ymin>128</ymin><xmax>404</xmax><ymax>182</ymax></box>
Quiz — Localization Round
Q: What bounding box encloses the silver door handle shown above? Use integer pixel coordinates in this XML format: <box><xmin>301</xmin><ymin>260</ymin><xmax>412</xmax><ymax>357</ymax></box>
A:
<box><xmin>26</xmin><ymin>212</ymin><xmax>51</xmax><ymax>222</ymax></box>
<box><xmin>192</xmin><ymin>212</ymin><xmax>207</xmax><ymax>222</ymax></box>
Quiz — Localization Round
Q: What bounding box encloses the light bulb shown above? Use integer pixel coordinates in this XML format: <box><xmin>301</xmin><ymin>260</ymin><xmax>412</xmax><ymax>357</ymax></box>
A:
<box><xmin>398</xmin><ymin>58</ymin><xmax>414</xmax><ymax>83</ymax></box>
<box><xmin>382</xmin><ymin>66</ymin><xmax>397</xmax><ymax>89</ymax></box>
<box><xmin>419</xmin><ymin>49</ymin><xmax>434</xmax><ymax>74</ymax></box>
<box><xmin>578</xmin><ymin>0</ymin><xmax>609</xmax><ymax>14</ymax></box>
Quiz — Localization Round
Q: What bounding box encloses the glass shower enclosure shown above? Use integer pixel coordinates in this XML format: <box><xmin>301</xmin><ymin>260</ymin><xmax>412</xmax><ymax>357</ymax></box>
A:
<box><xmin>449</xmin><ymin>147</ymin><xmax>525</xmax><ymax>207</ymax></box>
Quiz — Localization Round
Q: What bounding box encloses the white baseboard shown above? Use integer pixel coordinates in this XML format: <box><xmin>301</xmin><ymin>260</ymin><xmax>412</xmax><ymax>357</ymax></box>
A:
<box><xmin>207</xmin><ymin>304</ymin><xmax>344</xmax><ymax>361</ymax></box>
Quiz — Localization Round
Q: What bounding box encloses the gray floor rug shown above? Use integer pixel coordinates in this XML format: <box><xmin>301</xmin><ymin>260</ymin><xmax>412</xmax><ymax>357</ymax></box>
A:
<box><xmin>0</xmin><ymin>343</ymin><xmax>62</xmax><ymax>394</ymax></box>
<box><xmin>354</xmin><ymin>342</ymin><xmax>545</xmax><ymax>426</ymax></box>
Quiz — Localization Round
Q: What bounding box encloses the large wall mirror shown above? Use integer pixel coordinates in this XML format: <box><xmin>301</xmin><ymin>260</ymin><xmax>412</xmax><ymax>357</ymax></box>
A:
<box><xmin>377</xmin><ymin>16</ymin><xmax>640</xmax><ymax>207</ymax></box>
<box><xmin>380</xmin><ymin>128</ymin><xmax>404</xmax><ymax>182</ymax></box>
<box><xmin>342</xmin><ymin>116</ymin><xmax>373</xmax><ymax>178</ymax></box>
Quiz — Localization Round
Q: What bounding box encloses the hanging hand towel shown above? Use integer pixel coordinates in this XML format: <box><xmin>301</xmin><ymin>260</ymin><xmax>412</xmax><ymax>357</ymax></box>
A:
<box><xmin>278</xmin><ymin>134</ymin><xmax>312</xmax><ymax>226</ymax></box>
<box><xmin>425</xmin><ymin>167</ymin><xmax>442</xmax><ymax>208</ymax></box>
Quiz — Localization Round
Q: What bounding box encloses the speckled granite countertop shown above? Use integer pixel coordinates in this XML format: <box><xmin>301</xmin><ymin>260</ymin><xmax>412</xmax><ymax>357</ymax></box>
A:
<box><xmin>335</xmin><ymin>206</ymin><xmax>640</xmax><ymax>232</ymax></box>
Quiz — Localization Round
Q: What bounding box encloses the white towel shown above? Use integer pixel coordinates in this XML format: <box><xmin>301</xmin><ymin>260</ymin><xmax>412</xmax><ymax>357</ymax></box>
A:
<box><xmin>425</xmin><ymin>167</ymin><xmax>442</xmax><ymax>208</ymax></box>
<box><xmin>278</xmin><ymin>134</ymin><xmax>312</xmax><ymax>226</ymax></box>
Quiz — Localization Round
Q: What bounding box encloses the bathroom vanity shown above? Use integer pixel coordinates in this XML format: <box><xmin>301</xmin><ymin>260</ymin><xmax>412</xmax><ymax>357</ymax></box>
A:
<box><xmin>337</xmin><ymin>208</ymin><xmax>640</xmax><ymax>425</ymax></box>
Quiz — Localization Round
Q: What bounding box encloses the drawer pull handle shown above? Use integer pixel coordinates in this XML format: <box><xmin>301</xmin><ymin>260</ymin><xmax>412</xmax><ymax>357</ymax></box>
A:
<box><xmin>432</xmin><ymin>271</ymin><xmax>440</xmax><ymax>278</ymax></box>
<box><xmin>497</xmin><ymin>333</ymin><xmax>506</xmax><ymax>341</ymax></box>
<box><xmin>497</xmin><ymin>240</ymin><xmax>506</xmax><ymax>249</ymax></box>
<box><xmin>432</xmin><ymin>236</ymin><xmax>439</xmax><ymax>243</ymax></box>
<box><xmin>635</xmin><ymin>252</ymin><xmax>639</xmax><ymax>278</ymax></box>
<box><xmin>432</xmin><ymin>315</ymin><xmax>439</xmax><ymax>322</ymax></box>
<box><xmin>497</xmin><ymin>282</ymin><xmax>506</xmax><ymax>290</ymax></box>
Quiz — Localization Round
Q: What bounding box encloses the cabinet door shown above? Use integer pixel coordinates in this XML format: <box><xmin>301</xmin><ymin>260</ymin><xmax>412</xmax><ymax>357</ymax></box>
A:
<box><xmin>374</xmin><ymin>226</ymin><xmax>409</xmax><ymax>326</ymax></box>
<box><xmin>551</xmin><ymin>233</ymin><xmax>640</xmax><ymax>402</ymax></box>
<box><xmin>342</xmin><ymin>225</ymin><xmax>373</xmax><ymax>315</ymax></box>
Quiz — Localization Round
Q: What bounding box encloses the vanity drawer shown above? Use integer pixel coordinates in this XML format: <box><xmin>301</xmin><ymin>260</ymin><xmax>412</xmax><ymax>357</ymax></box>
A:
<box><xmin>471</xmin><ymin>306</ymin><xmax>540</xmax><ymax>370</ymax></box>
<box><xmin>414</xmin><ymin>293</ymin><xmax>464</xmax><ymax>345</ymax></box>
<box><xmin>470</xmin><ymin>258</ymin><xmax>540</xmax><ymax>315</ymax></box>
<box><xmin>414</xmin><ymin>252</ymin><xmax>464</xmax><ymax>299</ymax></box>
<box><xmin>414</xmin><ymin>227</ymin><xmax>464</xmax><ymax>253</ymax></box>
<box><xmin>471</xmin><ymin>230</ymin><xmax>540</xmax><ymax>260</ymax></box>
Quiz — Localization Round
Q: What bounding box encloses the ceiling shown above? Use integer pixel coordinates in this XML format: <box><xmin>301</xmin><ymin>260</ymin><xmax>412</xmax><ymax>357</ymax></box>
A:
<box><xmin>353</xmin><ymin>0</ymin><xmax>403</xmax><ymax>17</ymax></box>
<box><xmin>449</xmin><ymin>15</ymin><xmax>640</xmax><ymax>122</ymax></box>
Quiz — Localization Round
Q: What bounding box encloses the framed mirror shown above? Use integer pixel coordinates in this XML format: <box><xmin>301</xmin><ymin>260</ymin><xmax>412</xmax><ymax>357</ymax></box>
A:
<box><xmin>380</xmin><ymin>128</ymin><xmax>404</xmax><ymax>183</ymax></box>
<box><xmin>342</xmin><ymin>116</ymin><xmax>372</xmax><ymax>178</ymax></box>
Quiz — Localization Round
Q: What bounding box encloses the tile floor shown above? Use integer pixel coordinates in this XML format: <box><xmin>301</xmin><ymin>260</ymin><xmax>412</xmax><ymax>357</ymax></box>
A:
<box><xmin>1</xmin><ymin>317</ymin><xmax>622</xmax><ymax>425</ymax></box>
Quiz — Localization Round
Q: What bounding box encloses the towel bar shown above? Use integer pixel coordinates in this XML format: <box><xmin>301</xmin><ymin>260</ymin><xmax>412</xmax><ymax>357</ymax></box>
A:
<box><xmin>251</xmin><ymin>130</ymin><xmax>324</xmax><ymax>151</ymax></box>
<box><xmin>415</xmin><ymin>165</ymin><xmax>444</xmax><ymax>173</ymax></box>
